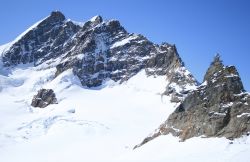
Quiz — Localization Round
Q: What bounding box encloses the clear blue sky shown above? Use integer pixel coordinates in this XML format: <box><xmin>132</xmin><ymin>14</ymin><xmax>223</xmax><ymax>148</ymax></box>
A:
<box><xmin>0</xmin><ymin>0</ymin><xmax>249</xmax><ymax>90</ymax></box>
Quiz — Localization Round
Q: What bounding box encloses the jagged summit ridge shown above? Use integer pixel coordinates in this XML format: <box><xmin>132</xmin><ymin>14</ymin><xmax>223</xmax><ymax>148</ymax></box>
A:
<box><xmin>0</xmin><ymin>11</ymin><xmax>197</xmax><ymax>93</ymax></box>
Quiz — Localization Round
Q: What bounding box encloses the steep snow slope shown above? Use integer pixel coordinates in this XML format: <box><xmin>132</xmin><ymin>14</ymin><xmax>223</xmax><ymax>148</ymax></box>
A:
<box><xmin>0</xmin><ymin>64</ymin><xmax>250</xmax><ymax>162</ymax></box>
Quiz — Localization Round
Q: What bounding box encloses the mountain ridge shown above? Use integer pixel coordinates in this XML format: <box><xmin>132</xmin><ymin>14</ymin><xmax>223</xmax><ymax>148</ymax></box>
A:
<box><xmin>135</xmin><ymin>54</ymin><xmax>250</xmax><ymax>148</ymax></box>
<box><xmin>0</xmin><ymin>11</ymin><xmax>197</xmax><ymax>102</ymax></box>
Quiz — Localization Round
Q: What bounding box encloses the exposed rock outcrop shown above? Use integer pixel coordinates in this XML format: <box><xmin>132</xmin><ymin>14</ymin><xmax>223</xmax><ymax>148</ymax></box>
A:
<box><xmin>135</xmin><ymin>54</ymin><xmax>250</xmax><ymax>148</ymax></box>
<box><xmin>31</xmin><ymin>89</ymin><xmax>57</xmax><ymax>108</ymax></box>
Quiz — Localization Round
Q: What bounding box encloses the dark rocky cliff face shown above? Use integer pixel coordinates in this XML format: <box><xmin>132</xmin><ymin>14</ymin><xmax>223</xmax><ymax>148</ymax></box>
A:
<box><xmin>1</xmin><ymin>11</ymin><xmax>197</xmax><ymax>95</ymax></box>
<box><xmin>166</xmin><ymin>55</ymin><xmax>249</xmax><ymax>140</ymax></box>
<box><xmin>135</xmin><ymin>54</ymin><xmax>250</xmax><ymax>148</ymax></box>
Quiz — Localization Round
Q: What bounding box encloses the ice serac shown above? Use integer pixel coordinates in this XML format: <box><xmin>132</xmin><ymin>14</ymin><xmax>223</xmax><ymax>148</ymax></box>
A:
<box><xmin>135</xmin><ymin>54</ymin><xmax>250</xmax><ymax>148</ymax></box>
<box><xmin>1</xmin><ymin>11</ymin><xmax>197</xmax><ymax>93</ymax></box>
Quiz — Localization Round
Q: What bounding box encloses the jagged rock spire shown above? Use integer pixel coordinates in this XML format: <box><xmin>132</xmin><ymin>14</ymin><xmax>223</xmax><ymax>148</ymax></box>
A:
<box><xmin>203</xmin><ymin>54</ymin><xmax>244</xmax><ymax>93</ymax></box>
<box><xmin>204</xmin><ymin>53</ymin><xmax>224</xmax><ymax>82</ymax></box>
<box><xmin>213</xmin><ymin>53</ymin><xmax>223</xmax><ymax>65</ymax></box>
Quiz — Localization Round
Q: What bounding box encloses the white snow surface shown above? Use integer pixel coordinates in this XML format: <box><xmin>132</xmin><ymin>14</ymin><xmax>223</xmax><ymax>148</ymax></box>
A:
<box><xmin>110</xmin><ymin>35</ymin><xmax>139</xmax><ymax>49</ymax></box>
<box><xmin>237</xmin><ymin>113</ymin><xmax>250</xmax><ymax>118</ymax></box>
<box><xmin>90</xmin><ymin>15</ymin><xmax>101</xmax><ymax>22</ymax></box>
<box><xmin>0</xmin><ymin>42</ymin><xmax>13</xmax><ymax>57</ymax></box>
<box><xmin>0</xmin><ymin>64</ymin><xmax>250</xmax><ymax>162</ymax></box>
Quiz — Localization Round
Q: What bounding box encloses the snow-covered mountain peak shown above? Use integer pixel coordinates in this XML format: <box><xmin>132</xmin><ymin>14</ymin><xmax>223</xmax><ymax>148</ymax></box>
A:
<box><xmin>50</xmin><ymin>10</ymin><xmax>66</xmax><ymax>21</ymax></box>
<box><xmin>11</xmin><ymin>11</ymin><xmax>66</xmax><ymax>47</ymax></box>
<box><xmin>90</xmin><ymin>15</ymin><xmax>103</xmax><ymax>23</ymax></box>
<box><xmin>0</xmin><ymin>11</ymin><xmax>196</xmax><ymax>92</ymax></box>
